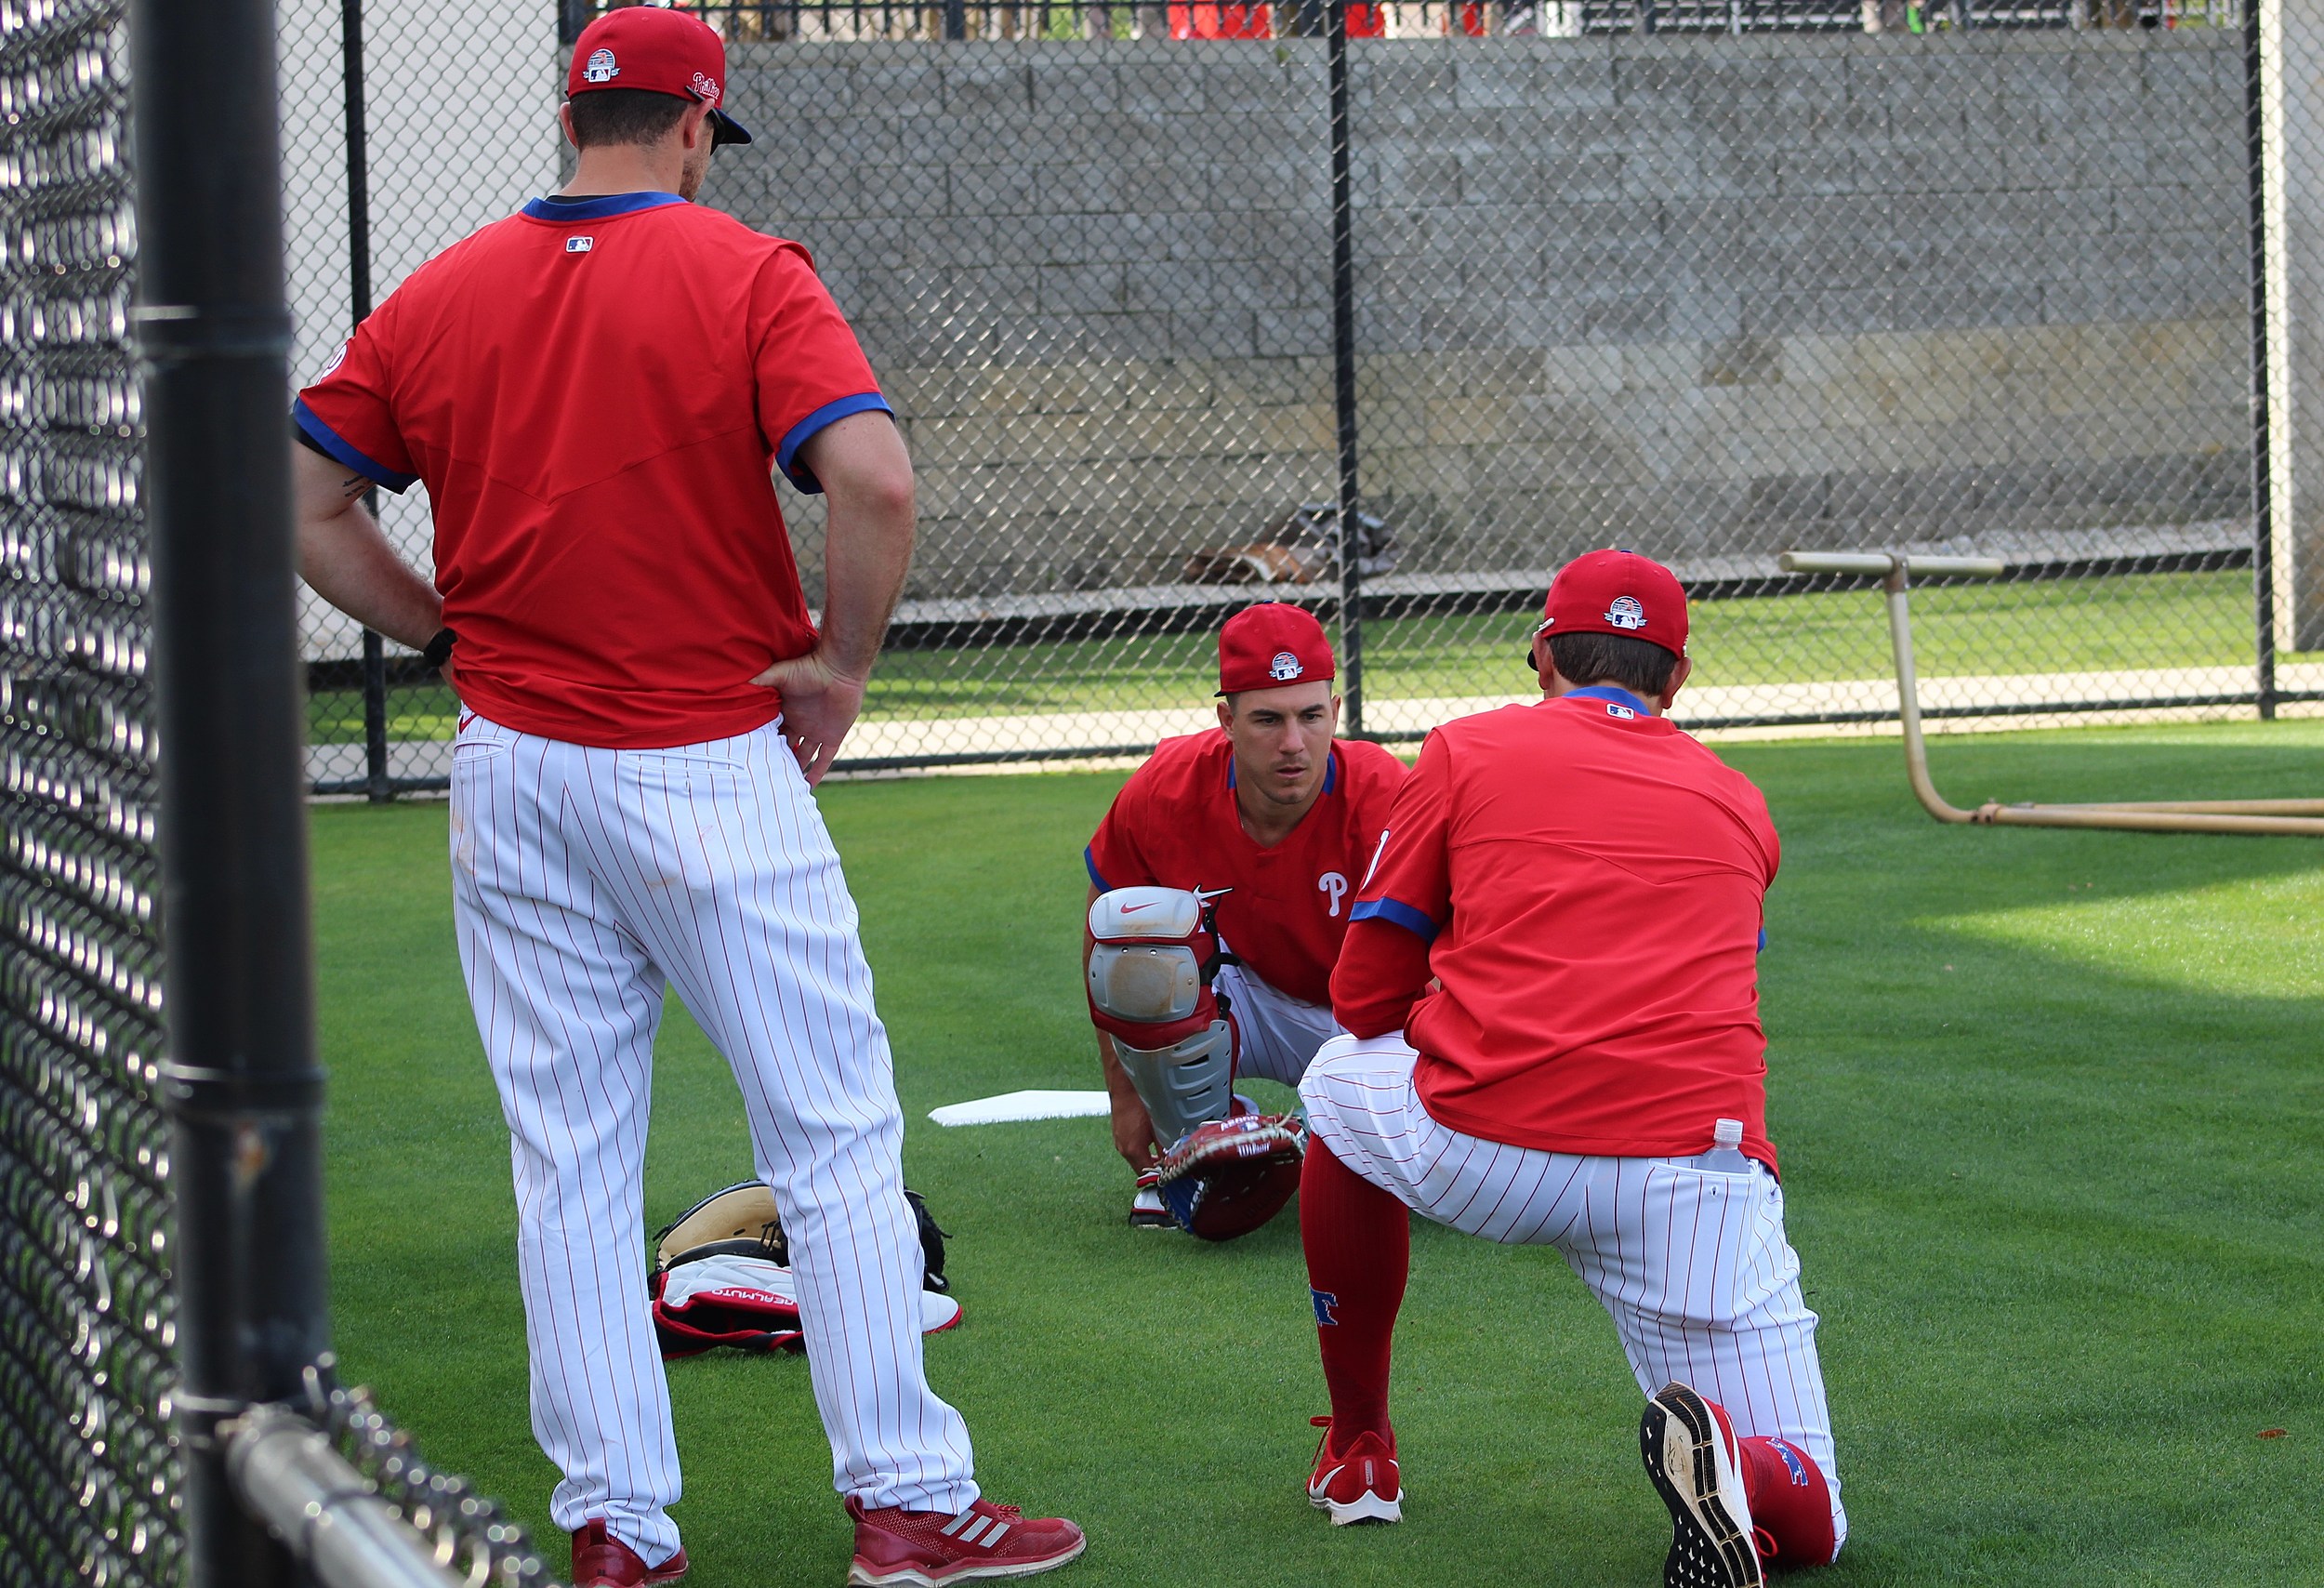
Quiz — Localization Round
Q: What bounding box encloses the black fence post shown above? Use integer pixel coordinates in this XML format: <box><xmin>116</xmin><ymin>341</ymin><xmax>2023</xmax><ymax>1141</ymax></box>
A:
<box><xmin>346</xmin><ymin>0</ymin><xmax>391</xmax><ymax>800</ymax></box>
<box><xmin>2246</xmin><ymin>0</ymin><xmax>2278</xmax><ymax>719</ymax></box>
<box><xmin>945</xmin><ymin>0</ymin><xmax>970</xmax><ymax>39</ymax></box>
<box><xmin>1327</xmin><ymin>0</ymin><xmax>1364</xmax><ymax>736</ymax></box>
<box><xmin>128</xmin><ymin>0</ymin><xmax>332</xmax><ymax>1584</ymax></box>
<box><xmin>561</xmin><ymin>0</ymin><xmax>595</xmax><ymax>46</ymax></box>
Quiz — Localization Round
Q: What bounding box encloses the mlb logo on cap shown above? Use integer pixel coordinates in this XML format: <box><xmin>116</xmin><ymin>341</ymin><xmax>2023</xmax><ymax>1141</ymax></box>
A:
<box><xmin>1535</xmin><ymin>549</ymin><xmax>1688</xmax><ymax>655</ymax></box>
<box><xmin>566</xmin><ymin>6</ymin><xmax>755</xmax><ymax>146</ymax></box>
<box><xmin>1218</xmin><ymin>603</ymin><xmax>1336</xmax><ymax>695</ymax></box>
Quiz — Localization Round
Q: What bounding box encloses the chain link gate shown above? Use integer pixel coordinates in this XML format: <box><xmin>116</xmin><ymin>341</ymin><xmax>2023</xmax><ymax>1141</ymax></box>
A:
<box><xmin>279</xmin><ymin>2</ymin><xmax>2314</xmax><ymax>783</ymax></box>
<box><xmin>0</xmin><ymin>1</ymin><xmax>561</xmax><ymax>1581</ymax></box>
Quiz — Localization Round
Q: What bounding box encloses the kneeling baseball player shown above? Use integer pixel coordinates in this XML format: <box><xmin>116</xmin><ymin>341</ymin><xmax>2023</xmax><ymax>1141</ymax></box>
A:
<box><xmin>1296</xmin><ymin>550</ymin><xmax>1844</xmax><ymax>1585</ymax></box>
<box><xmin>1082</xmin><ymin>603</ymin><xmax>1404</xmax><ymax>1237</ymax></box>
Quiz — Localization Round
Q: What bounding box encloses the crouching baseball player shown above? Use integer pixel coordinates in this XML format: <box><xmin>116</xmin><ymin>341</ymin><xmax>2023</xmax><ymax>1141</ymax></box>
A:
<box><xmin>1295</xmin><ymin>550</ymin><xmax>1844</xmax><ymax>1586</ymax></box>
<box><xmin>1083</xmin><ymin>603</ymin><xmax>1404</xmax><ymax>1237</ymax></box>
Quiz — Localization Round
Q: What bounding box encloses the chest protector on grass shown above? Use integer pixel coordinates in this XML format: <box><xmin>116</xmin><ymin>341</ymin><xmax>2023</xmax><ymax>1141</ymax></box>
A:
<box><xmin>1087</xmin><ymin>886</ymin><xmax>1236</xmax><ymax>1147</ymax></box>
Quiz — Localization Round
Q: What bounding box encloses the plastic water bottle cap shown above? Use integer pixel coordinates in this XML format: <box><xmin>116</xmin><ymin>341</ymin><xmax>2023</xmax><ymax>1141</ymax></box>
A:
<box><xmin>1713</xmin><ymin>1118</ymin><xmax>1744</xmax><ymax>1148</ymax></box>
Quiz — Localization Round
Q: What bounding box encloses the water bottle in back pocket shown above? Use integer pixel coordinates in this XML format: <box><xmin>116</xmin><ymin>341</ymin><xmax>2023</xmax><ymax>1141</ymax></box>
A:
<box><xmin>1686</xmin><ymin>1118</ymin><xmax>1751</xmax><ymax>1173</ymax></box>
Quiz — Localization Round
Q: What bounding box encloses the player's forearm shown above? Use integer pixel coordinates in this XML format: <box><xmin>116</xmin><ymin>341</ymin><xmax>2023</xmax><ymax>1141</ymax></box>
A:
<box><xmin>296</xmin><ymin>496</ymin><xmax>441</xmax><ymax>650</ymax></box>
<box><xmin>808</xmin><ymin>415</ymin><xmax>915</xmax><ymax>681</ymax></box>
<box><xmin>1329</xmin><ymin>919</ymin><xmax>1432</xmax><ymax>1038</ymax></box>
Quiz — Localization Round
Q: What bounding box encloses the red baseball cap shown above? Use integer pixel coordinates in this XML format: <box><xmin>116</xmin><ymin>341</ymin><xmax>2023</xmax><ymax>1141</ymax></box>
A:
<box><xmin>568</xmin><ymin>7</ymin><xmax>754</xmax><ymax>147</ymax></box>
<box><xmin>1218</xmin><ymin>603</ymin><xmax>1336</xmax><ymax>695</ymax></box>
<box><xmin>1534</xmin><ymin>549</ymin><xmax>1688</xmax><ymax>656</ymax></box>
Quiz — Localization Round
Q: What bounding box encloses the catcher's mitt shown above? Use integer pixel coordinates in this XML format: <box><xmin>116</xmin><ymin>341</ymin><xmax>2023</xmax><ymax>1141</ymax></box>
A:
<box><xmin>650</xmin><ymin>1182</ymin><xmax>959</xmax><ymax>1361</ymax></box>
<box><xmin>653</xmin><ymin>1180</ymin><xmax>950</xmax><ymax>1292</ymax></box>
<box><xmin>1153</xmin><ymin>1112</ymin><xmax>1307</xmax><ymax>1241</ymax></box>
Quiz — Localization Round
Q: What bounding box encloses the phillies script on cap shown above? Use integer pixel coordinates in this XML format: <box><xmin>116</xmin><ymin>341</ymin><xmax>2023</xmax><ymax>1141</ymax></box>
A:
<box><xmin>1536</xmin><ymin>549</ymin><xmax>1689</xmax><ymax>655</ymax></box>
<box><xmin>568</xmin><ymin>6</ymin><xmax>755</xmax><ymax>146</ymax></box>
<box><xmin>1218</xmin><ymin>603</ymin><xmax>1337</xmax><ymax>695</ymax></box>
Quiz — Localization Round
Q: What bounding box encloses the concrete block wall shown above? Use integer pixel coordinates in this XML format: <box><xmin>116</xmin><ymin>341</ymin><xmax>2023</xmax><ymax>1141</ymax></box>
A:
<box><xmin>703</xmin><ymin>30</ymin><xmax>2249</xmax><ymax>601</ymax></box>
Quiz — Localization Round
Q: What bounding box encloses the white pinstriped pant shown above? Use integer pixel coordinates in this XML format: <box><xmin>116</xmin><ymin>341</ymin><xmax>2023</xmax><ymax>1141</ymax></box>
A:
<box><xmin>1212</xmin><ymin>959</ymin><xmax>1340</xmax><ymax>1088</ymax></box>
<box><xmin>1299</xmin><ymin>1032</ymin><xmax>1845</xmax><ymax>1547</ymax></box>
<box><xmin>449</xmin><ymin>711</ymin><xmax>976</xmax><ymax>1564</ymax></box>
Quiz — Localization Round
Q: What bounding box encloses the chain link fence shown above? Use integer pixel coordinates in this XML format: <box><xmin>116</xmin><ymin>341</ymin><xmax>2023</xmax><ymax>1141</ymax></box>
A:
<box><xmin>281</xmin><ymin>1</ymin><xmax>2319</xmax><ymax>785</ymax></box>
<box><xmin>0</xmin><ymin>1</ymin><xmax>561</xmax><ymax>1581</ymax></box>
<box><xmin>0</xmin><ymin>1</ymin><xmax>180</xmax><ymax>1579</ymax></box>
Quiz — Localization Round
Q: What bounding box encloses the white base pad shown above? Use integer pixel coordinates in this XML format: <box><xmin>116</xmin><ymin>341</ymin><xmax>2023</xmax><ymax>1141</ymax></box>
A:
<box><xmin>927</xmin><ymin>1090</ymin><xmax>1113</xmax><ymax>1127</ymax></box>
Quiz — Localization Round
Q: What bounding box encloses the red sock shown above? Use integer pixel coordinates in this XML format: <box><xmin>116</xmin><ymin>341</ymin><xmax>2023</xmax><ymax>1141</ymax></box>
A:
<box><xmin>1737</xmin><ymin>1435</ymin><xmax>1837</xmax><ymax>1569</ymax></box>
<box><xmin>1300</xmin><ymin>1140</ymin><xmax>1408</xmax><ymax>1451</ymax></box>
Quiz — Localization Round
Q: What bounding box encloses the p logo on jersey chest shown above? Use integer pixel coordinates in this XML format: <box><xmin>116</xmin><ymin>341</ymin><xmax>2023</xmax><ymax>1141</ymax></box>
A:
<box><xmin>565</xmin><ymin>235</ymin><xmax>595</xmax><ymax>254</ymax></box>
<box><xmin>1318</xmin><ymin>871</ymin><xmax>1348</xmax><ymax>917</ymax></box>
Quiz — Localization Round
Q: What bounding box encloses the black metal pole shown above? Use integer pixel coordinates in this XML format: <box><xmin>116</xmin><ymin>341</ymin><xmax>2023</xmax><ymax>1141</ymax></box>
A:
<box><xmin>129</xmin><ymin>1</ymin><xmax>330</xmax><ymax>1584</ymax></box>
<box><xmin>347</xmin><ymin>0</ymin><xmax>391</xmax><ymax>801</ymax></box>
<box><xmin>561</xmin><ymin>0</ymin><xmax>595</xmax><ymax>46</ymax></box>
<box><xmin>2246</xmin><ymin>0</ymin><xmax>2278</xmax><ymax>719</ymax></box>
<box><xmin>1328</xmin><ymin>0</ymin><xmax>1364</xmax><ymax>736</ymax></box>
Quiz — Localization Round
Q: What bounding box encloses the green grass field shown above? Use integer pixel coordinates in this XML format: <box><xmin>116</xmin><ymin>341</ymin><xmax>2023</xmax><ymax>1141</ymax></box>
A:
<box><xmin>306</xmin><ymin>570</ymin><xmax>2300</xmax><ymax>743</ymax></box>
<box><xmin>313</xmin><ymin>719</ymin><xmax>2323</xmax><ymax>1586</ymax></box>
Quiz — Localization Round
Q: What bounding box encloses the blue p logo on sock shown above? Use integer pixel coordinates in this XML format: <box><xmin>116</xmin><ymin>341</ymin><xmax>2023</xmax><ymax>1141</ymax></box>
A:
<box><xmin>1311</xmin><ymin>1288</ymin><xmax>1340</xmax><ymax>1327</ymax></box>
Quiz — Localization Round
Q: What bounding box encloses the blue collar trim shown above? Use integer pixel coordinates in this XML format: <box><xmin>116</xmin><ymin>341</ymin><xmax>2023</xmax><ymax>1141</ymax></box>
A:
<box><xmin>522</xmin><ymin>191</ymin><xmax>687</xmax><ymax>222</ymax></box>
<box><xmin>1565</xmin><ymin>684</ymin><xmax>1652</xmax><ymax>715</ymax></box>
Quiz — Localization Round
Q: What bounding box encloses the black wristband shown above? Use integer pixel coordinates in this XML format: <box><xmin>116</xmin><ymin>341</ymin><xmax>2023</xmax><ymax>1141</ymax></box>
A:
<box><xmin>421</xmin><ymin>628</ymin><xmax>456</xmax><ymax>669</ymax></box>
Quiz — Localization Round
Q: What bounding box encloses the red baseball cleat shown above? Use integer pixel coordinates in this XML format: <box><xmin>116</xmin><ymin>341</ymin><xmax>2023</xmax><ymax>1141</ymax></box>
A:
<box><xmin>572</xmin><ymin>1519</ymin><xmax>688</xmax><ymax>1587</ymax></box>
<box><xmin>1307</xmin><ymin>1415</ymin><xmax>1402</xmax><ymax>1525</ymax></box>
<box><xmin>1640</xmin><ymin>1383</ymin><xmax>1762</xmax><ymax>1588</ymax></box>
<box><xmin>846</xmin><ymin>1495</ymin><xmax>1086</xmax><ymax>1585</ymax></box>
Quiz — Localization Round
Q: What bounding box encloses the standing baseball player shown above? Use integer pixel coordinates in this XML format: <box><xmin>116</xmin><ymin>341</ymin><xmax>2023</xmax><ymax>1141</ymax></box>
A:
<box><xmin>1081</xmin><ymin>603</ymin><xmax>1404</xmax><ymax>1236</ymax></box>
<box><xmin>1294</xmin><ymin>550</ymin><xmax>1843</xmax><ymax>1586</ymax></box>
<box><xmin>287</xmin><ymin>10</ymin><xmax>1083</xmax><ymax>1585</ymax></box>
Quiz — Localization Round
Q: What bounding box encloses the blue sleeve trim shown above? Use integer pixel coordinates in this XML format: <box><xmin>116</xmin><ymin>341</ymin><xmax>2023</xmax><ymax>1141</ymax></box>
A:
<box><xmin>1757</xmin><ymin>927</ymin><xmax>1767</xmax><ymax>954</ymax></box>
<box><xmin>1084</xmin><ymin>847</ymin><xmax>1110</xmax><ymax>892</ymax></box>
<box><xmin>1350</xmin><ymin>896</ymin><xmax>1438</xmax><ymax>943</ymax></box>
<box><xmin>293</xmin><ymin>398</ymin><xmax>416</xmax><ymax>493</ymax></box>
<box><xmin>775</xmin><ymin>392</ymin><xmax>893</xmax><ymax>493</ymax></box>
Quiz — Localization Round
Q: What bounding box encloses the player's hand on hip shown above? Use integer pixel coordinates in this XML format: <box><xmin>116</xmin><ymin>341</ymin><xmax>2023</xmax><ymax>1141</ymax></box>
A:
<box><xmin>752</xmin><ymin>647</ymin><xmax>866</xmax><ymax>787</ymax></box>
<box><xmin>1110</xmin><ymin>1093</ymin><xmax>1161</xmax><ymax>1171</ymax></box>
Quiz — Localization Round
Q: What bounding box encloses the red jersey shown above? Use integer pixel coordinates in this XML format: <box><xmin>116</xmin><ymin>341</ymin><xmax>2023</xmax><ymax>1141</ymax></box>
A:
<box><xmin>295</xmin><ymin>191</ymin><xmax>890</xmax><ymax>749</ymax></box>
<box><xmin>1086</xmin><ymin>732</ymin><xmax>1406</xmax><ymax>1006</ymax></box>
<box><xmin>1333</xmin><ymin>688</ymin><xmax>1783</xmax><ymax>1170</ymax></box>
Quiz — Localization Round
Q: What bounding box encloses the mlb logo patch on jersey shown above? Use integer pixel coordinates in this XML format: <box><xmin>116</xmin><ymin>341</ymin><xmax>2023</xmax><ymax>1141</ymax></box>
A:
<box><xmin>1603</xmin><ymin>701</ymin><xmax>1636</xmax><ymax>720</ymax></box>
<box><xmin>1269</xmin><ymin>650</ymin><xmax>1303</xmax><ymax>682</ymax></box>
<box><xmin>565</xmin><ymin>236</ymin><xmax>594</xmax><ymax>254</ymax></box>
<box><xmin>583</xmin><ymin>47</ymin><xmax>619</xmax><ymax>83</ymax></box>
<box><xmin>1604</xmin><ymin>593</ymin><xmax>1648</xmax><ymax>630</ymax></box>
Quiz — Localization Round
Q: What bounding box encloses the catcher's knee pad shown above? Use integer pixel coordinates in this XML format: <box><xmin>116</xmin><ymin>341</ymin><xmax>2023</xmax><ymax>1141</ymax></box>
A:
<box><xmin>1088</xmin><ymin>886</ymin><xmax>1239</xmax><ymax>1143</ymax></box>
<box><xmin>1112</xmin><ymin>1020</ymin><xmax>1236</xmax><ymax>1150</ymax></box>
<box><xmin>1087</xmin><ymin>887</ymin><xmax>1217</xmax><ymax>1039</ymax></box>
